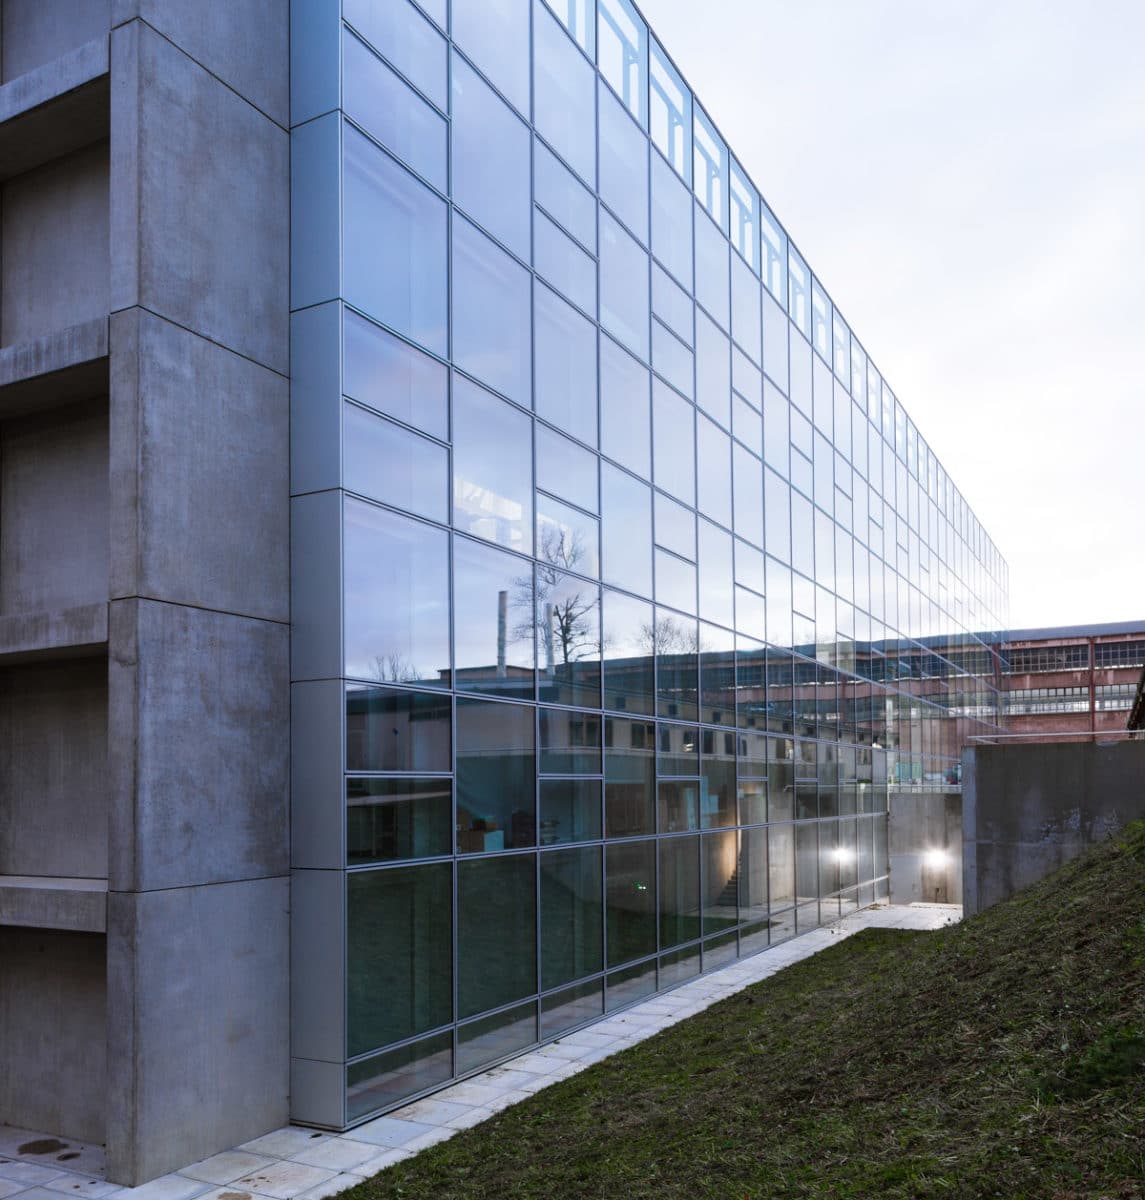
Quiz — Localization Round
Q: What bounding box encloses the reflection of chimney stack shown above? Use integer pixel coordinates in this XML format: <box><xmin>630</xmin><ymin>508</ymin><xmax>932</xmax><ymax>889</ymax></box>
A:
<box><xmin>497</xmin><ymin>590</ymin><xmax>507</xmax><ymax>677</ymax></box>
<box><xmin>545</xmin><ymin>602</ymin><xmax>555</xmax><ymax>677</ymax></box>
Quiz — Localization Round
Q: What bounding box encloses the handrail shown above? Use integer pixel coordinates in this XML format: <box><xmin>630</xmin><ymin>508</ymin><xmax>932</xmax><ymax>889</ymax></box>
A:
<box><xmin>968</xmin><ymin>729</ymin><xmax>1144</xmax><ymax>744</ymax></box>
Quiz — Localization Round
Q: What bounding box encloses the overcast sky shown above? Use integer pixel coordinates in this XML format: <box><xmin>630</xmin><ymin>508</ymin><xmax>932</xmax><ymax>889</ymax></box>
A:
<box><xmin>639</xmin><ymin>0</ymin><xmax>1144</xmax><ymax>631</ymax></box>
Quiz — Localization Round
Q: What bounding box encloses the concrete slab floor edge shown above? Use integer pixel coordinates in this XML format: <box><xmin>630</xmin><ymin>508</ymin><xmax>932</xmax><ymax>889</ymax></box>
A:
<box><xmin>0</xmin><ymin>903</ymin><xmax>961</xmax><ymax>1200</ymax></box>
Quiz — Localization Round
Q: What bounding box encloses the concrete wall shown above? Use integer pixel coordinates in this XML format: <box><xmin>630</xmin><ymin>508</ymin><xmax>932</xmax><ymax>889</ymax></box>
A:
<box><xmin>0</xmin><ymin>399</ymin><xmax>108</xmax><ymax>613</ymax></box>
<box><xmin>0</xmin><ymin>658</ymin><xmax>108</xmax><ymax>877</ymax></box>
<box><xmin>963</xmin><ymin>740</ymin><xmax>1145</xmax><ymax>915</ymax></box>
<box><xmin>0</xmin><ymin>928</ymin><xmax>107</xmax><ymax>1143</ymax></box>
<box><xmin>0</xmin><ymin>140</ymin><xmax>109</xmax><ymax>346</ymax></box>
<box><xmin>0</xmin><ymin>0</ymin><xmax>111</xmax><ymax>82</ymax></box>
<box><xmin>888</xmin><ymin>789</ymin><xmax>962</xmax><ymax>905</ymax></box>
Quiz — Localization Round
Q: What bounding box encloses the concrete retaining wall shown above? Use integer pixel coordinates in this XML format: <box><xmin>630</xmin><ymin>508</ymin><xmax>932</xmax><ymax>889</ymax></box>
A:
<box><xmin>962</xmin><ymin>740</ymin><xmax>1145</xmax><ymax>915</ymax></box>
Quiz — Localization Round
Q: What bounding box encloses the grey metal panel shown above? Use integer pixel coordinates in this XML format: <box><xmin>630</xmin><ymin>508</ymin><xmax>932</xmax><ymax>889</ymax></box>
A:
<box><xmin>291</xmin><ymin>679</ymin><xmax>346</xmax><ymax>871</ymax></box>
<box><xmin>290</xmin><ymin>1055</ymin><xmax>345</xmax><ymax>1130</ymax></box>
<box><xmin>291</xmin><ymin>868</ymin><xmax>346</xmax><ymax>1066</ymax></box>
<box><xmin>290</xmin><ymin>301</ymin><xmax>342</xmax><ymax>498</ymax></box>
<box><xmin>961</xmin><ymin>747</ymin><xmax>978</xmax><ymax>915</ymax></box>
<box><xmin>290</xmin><ymin>489</ymin><xmax>343</xmax><ymax>683</ymax></box>
<box><xmin>291</xmin><ymin>112</ymin><xmax>341</xmax><ymax>312</ymax></box>
<box><xmin>290</xmin><ymin>0</ymin><xmax>341</xmax><ymax>128</ymax></box>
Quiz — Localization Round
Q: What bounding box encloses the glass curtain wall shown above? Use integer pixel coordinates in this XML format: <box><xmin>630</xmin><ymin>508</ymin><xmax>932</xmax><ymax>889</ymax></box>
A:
<box><xmin>290</xmin><ymin>0</ymin><xmax>1009</xmax><ymax>1129</ymax></box>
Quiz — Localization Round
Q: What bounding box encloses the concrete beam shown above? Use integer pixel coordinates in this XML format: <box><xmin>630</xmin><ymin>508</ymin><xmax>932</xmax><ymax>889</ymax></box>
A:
<box><xmin>0</xmin><ymin>601</ymin><xmax>108</xmax><ymax>664</ymax></box>
<box><xmin>0</xmin><ymin>318</ymin><xmax>108</xmax><ymax>419</ymax></box>
<box><xmin>0</xmin><ymin>39</ymin><xmax>109</xmax><ymax>181</ymax></box>
<box><xmin>0</xmin><ymin>875</ymin><xmax>107</xmax><ymax>932</ymax></box>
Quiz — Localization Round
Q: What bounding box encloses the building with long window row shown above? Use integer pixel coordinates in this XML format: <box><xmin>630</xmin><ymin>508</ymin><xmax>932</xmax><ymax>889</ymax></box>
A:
<box><xmin>0</xmin><ymin>0</ymin><xmax>1006</xmax><ymax>1182</ymax></box>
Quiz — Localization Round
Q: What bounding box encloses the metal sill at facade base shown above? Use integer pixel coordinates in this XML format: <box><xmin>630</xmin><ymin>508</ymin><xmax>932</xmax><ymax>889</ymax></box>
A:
<box><xmin>0</xmin><ymin>319</ymin><xmax>110</xmax><ymax>418</ymax></box>
<box><xmin>0</xmin><ymin>38</ymin><xmax>110</xmax><ymax>182</ymax></box>
<box><xmin>0</xmin><ymin>602</ymin><xmax>109</xmax><ymax>665</ymax></box>
<box><xmin>0</xmin><ymin>875</ymin><xmax>108</xmax><ymax>932</ymax></box>
<box><xmin>292</xmin><ymin>887</ymin><xmax>887</xmax><ymax>1132</ymax></box>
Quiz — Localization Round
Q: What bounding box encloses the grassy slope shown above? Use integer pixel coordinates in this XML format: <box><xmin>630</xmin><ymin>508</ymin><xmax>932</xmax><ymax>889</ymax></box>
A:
<box><xmin>350</xmin><ymin>822</ymin><xmax>1145</xmax><ymax>1199</ymax></box>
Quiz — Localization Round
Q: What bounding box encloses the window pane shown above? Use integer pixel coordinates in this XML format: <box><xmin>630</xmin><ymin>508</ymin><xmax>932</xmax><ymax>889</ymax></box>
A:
<box><xmin>344</xmin><ymin>127</ymin><xmax>447</xmax><ymax>355</ymax></box>
<box><xmin>540</xmin><ymin>707</ymin><xmax>602</xmax><ymax>774</ymax></box>
<box><xmin>736</xmin><ymin>826</ymin><xmax>766</xmax><ymax>924</ymax></box>
<box><xmin>345</xmin><ymin>0</ymin><xmax>446</xmax><ymax>108</ymax></box>
<box><xmin>599</xmin><ymin>211</ymin><xmax>650</xmax><ymax>360</ymax></box>
<box><xmin>600</xmin><ymin>335</ymin><xmax>651</xmax><ymax>477</ymax></box>
<box><xmin>601</xmin><ymin>464</ymin><xmax>652</xmax><ymax>597</ymax></box>
<box><xmin>731</xmin><ymin>254</ymin><xmax>762</xmax><ymax>364</ymax></box>
<box><xmin>344</xmin><ymin>403</ymin><xmax>447</xmax><ymax>523</ymax></box>
<box><xmin>347</xmin><ymin>777</ymin><xmax>453</xmax><ymax>865</ymax></box>
<box><xmin>761</xmin><ymin>199</ymin><xmax>787</xmax><ymax>303</ymax></box>
<box><xmin>654</xmin><ymin>490</ymin><xmax>695</xmax><ymax>560</ymax></box>
<box><xmin>694</xmin><ymin>205</ymin><xmax>730</xmax><ymax>329</ymax></box>
<box><xmin>456</xmin><ymin>699</ymin><xmax>536</xmax><ymax>852</ymax></box>
<box><xmin>650</xmin><ymin>152</ymin><xmax>693</xmax><ymax>288</ymax></box>
<box><xmin>453</xmin><ymin>375</ymin><xmax>532</xmax><ymax>552</ymax></box>
<box><xmin>540</xmin><ymin>778</ymin><xmax>602</xmax><ymax>844</ymax></box>
<box><xmin>346</xmin><ymin>684</ymin><xmax>452</xmax><ymax>772</ymax></box>
<box><xmin>597</xmin><ymin>0</ymin><xmax>646</xmax><ymax>125</ymax></box>
<box><xmin>535</xmin><ymin>283</ymin><xmax>599</xmax><ymax>447</ymax></box>
<box><xmin>656</xmin><ymin>609</ymin><xmax>698</xmax><ymax>722</ymax></box>
<box><xmin>537</xmin><ymin>571</ymin><xmax>602</xmax><ymax>707</ymax></box>
<box><xmin>453</xmin><ymin>535</ymin><xmax>535</xmax><ymax>699</ymax></box>
<box><xmin>699</xmin><ymin>623</ymin><xmax>736</xmax><ymax>726</ymax></box>
<box><xmin>598</xmin><ymin>83</ymin><xmax>648</xmax><ymax>243</ymax></box>
<box><xmin>652</xmin><ymin>263</ymin><xmax>693</xmax><ymax>345</ymax></box>
<box><xmin>542</xmin><ymin>978</ymin><xmax>604</xmax><ymax>1037</ymax></box>
<box><xmin>701</xmin><ymin>727</ymin><xmax>736</xmax><ymax>827</ymax></box>
<box><xmin>649</xmin><ymin>37</ymin><xmax>691</xmax><ymax>181</ymax></box>
<box><xmin>659</xmin><ymin>834</ymin><xmax>700</xmax><ymax>948</ymax></box>
<box><xmin>652</xmin><ymin>378</ymin><xmax>695</xmax><ymax>506</ymax></box>
<box><xmin>695</xmin><ymin>309</ymin><xmax>730</xmax><ymax>428</ymax></box>
<box><xmin>534</xmin><ymin>3</ymin><xmax>596</xmax><ymax>185</ymax></box>
<box><xmin>537</xmin><ymin>492</ymin><xmax>600</xmax><ymax>579</ymax></box>
<box><xmin>458</xmin><ymin>853</ymin><xmax>537</xmax><ymax>1016</ymax></box>
<box><xmin>602</xmin><ymin>590</ymin><xmax>655</xmax><ymax>715</ymax></box>
<box><xmin>451</xmin><ymin>53</ymin><xmax>530</xmax><ymax>259</ymax></box>
<box><xmin>729</xmin><ymin>157</ymin><xmax>758</xmax><ymax>270</ymax></box>
<box><xmin>787</xmin><ymin>245</ymin><xmax>810</xmax><ymax>341</ymax></box>
<box><xmin>696</xmin><ymin>415</ymin><xmax>732</xmax><ymax>529</ymax></box>
<box><xmin>604</xmin><ymin>716</ymin><xmax>655</xmax><ymax>836</ymax></box>
<box><xmin>536</xmin><ymin>423</ymin><xmax>598</xmax><ymax>511</ymax></box>
<box><xmin>762</xmin><ymin>290</ymin><xmax>789</xmax><ymax>393</ymax></box>
<box><xmin>345</xmin><ymin>499</ymin><xmax>450</xmax><ymax>684</ymax></box>
<box><xmin>659</xmin><ymin>780</ymin><xmax>698</xmax><ymax>833</ymax></box>
<box><xmin>534</xmin><ymin>209</ymin><xmax>596</xmax><ymax>313</ymax></box>
<box><xmin>698</xmin><ymin>519</ymin><xmax>735</xmax><ymax>630</ymax></box>
<box><xmin>347</xmin><ymin>863</ymin><xmax>452</xmax><ymax>1055</ymax></box>
<box><xmin>534</xmin><ymin>139</ymin><xmax>596</xmax><ymax>250</ymax></box>
<box><xmin>347</xmin><ymin>1033</ymin><xmax>452</xmax><ymax>1122</ymax></box>
<box><xmin>542</xmin><ymin>0</ymin><xmax>594</xmax><ymax>55</ymax></box>
<box><xmin>606</xmin><ymin>839</ymin><xmax>657</xmax><ymax>966</ymax></box>
<box><xmin>343</xmin><ymin>310</ymin><xmax>447</xmax><ymax>442</ymax></box>
<box><xmin>733</xmin><ymin>442</ymin><xmax>763</xmax><ymax>548</ymax></box>
<box><xmin>692</xmin><ymin>105</ymin><xmax>728</xmax><ymax>231</ymax></box>
<box><xmin>703</xmin><ymin>829</ymin><xmax>739</xmax><ymax>933</ymax></box>
<box><xmin>541</xmin><ymin>845</ymin><xmax>603</xmax><ymax>989</ymax></box>
<box><xmin>457</xmin><ymin>1001</ymin><xmax>536</xmax><ymax>1073</ymax></box>
<box><xmin>452</xmin><ymin>217</ymin><xmax>531</xmax><ymax>405</ymax></box>
<box><xmin>452</xmin><ymin>0</ymin><xmax>530</xmax><ymax>115</ymax></box>
<box><xmin>343</xmin><ymin>29</ymin><xmax>446</xmax><ymax>191</ymax></box>
<box><xmin>655</xmin><ymin>548</ymin><xmax>696</xmax><ymax>615</ymax></box>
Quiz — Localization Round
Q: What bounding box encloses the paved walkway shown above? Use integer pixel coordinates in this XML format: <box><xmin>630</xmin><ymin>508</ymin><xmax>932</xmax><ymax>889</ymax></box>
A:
<box><xmin>0</xmin><ymin>903</ymin><xmax>960</xmax><ymax>1200</ymax></box>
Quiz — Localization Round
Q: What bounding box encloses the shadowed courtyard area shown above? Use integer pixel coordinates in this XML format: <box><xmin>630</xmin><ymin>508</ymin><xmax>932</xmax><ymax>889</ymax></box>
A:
<box><xmin>348</xmin><ymin>821</ymin><xmax>1145</xmax><ymax>1200</ymax></box>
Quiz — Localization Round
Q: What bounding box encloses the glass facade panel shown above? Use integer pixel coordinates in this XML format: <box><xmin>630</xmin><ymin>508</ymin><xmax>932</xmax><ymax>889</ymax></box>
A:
<box><xmin>599</xmin><ymin>211</ymin><xmax>650</xmax><ymax>360</ymax></box>
<box><xmin>344</xmin><ymin>0</ymin><xmax>446</xmax><ymax>109</ymax></box>
<box><xmin>534</xmin><ymin>2</ymin><xmax>596</xmax><ymax>185</ymax></box>
<box><xmin>599</xmin><ymin>83</ymin><xmax>649</xmax><ymax>243</ymax></box>
<box><xmin>347</xmin><ymin>777</ymin><xmax>452</xmax><ymax>865</ymax></box>
<box><xmin>343</xmin><ymin>402</ymin><xmax>448</xmax><ymax>524</ymax></box>
<box><xmin>456</xmin><ymin>698</ymin><xmax>536</xmax><ymax>852</ymax></box>
<box><xmin>452</xmin><ymin>0</ymin><xmax>530</xmax><ymax>115</ymax></box>
<box><xmin>346</xmin><ymin>684</ymin><xmax>451</xmax><ymax>773</ymax></box>
<box><xmin>541</xmin><ymin>845</ymin><xmax>603</xmax><ymax>989</ymax></box>
<box><xmin>535</xmin><ymin>283</ymin><xmax>599</xmax><ymax>446</ymax></box>
<box><xmin>457</xmin><ymin>853</ymin><xmax>537</xmax><ymax>1017</ymax></box>
<box><xmin>600</xmin><ymin>336</ymin><xmax>651</xmax><ymax>478</ymax></box>
<box><xmin>597</xmin><ymin>0</ymin><xmax>646</xmax><ymax>125</ymax></box>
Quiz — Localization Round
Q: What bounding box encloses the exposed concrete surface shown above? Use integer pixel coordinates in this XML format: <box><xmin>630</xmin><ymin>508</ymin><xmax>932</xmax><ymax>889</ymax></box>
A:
<box><xmin>109</xmin><ymin>21</ymin><xmax>289</xmax><ymax>374</ymax></box>
<box><xmin>889</xmin><ymin>789</ymin><xmax>962</xmax><ymax>905</ymax></box>
<box><xmin>108</xmin><ymin>311</ymin><xmax>288</xmax><ymax>622</ymax></box>
<box><xmin>0</xmin><ymin>926</ymin><xmax>107</xmax><ymax>1144</ymax></box>
<box><xmin>0</xmin><ymin>400</ymin><xmax>109</xmax><ymax>614</ymax></box>
<box><xmin>0</xmin><ymin>141</ymin><xmax>109</xmax><ymax>346</ymax></box>
<box><xmin>0</xmin><ymin>874</ymin><xmax>107</xmax><ymax>931</ymax></box>
<box><xmin>0</xmin><ymin>601</ymin><xmax>108</xmax><ymax>663</ymax></box>
<box><xmin>0</xmin><ymin>0</ymin><xmax>110</xmax><ymax>82</ymax></box>
<box><xmin>105</xmin><ymin>876</ymin><xmax>290</xmax><ymax>1184</ymax></box>
<box><xmin>0</xmin><ymin>657</ymin><xmax>108</xmax><ymax>878</ymax></box>
<box><xmin>963</xmin><ymin>740</ymin><xmax>1145</xmax><ymax>914</ymax></box>
<box><xmin>106</xmin><ymin>598</ymin><xmax>288</xmax><ymax>892</ymax></box>
<box><xmin>0</xmin><ymin>41</ymin><xmax>109</xmax><ymax>182</ymax></box>
<box><xmin>0</xmin><ymin>318</ymin><xmax>108</xmax><ymax>417</ymax></box>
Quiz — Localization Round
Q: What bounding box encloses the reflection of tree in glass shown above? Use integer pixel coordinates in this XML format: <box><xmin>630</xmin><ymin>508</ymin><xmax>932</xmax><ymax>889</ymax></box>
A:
<box><xmin>637</xmin><ymin>614</ymin><xmax>700</xmax><ymax>656</ymax></box>
<box><xmin>515</xmin><ymin>524</ymin><xmax>599</xmax><ymax>673</ymax></box>
<box><xmin>370</xmin><ymin>653</ymin><xmax>424</xmax><ymax>683</ymax></box>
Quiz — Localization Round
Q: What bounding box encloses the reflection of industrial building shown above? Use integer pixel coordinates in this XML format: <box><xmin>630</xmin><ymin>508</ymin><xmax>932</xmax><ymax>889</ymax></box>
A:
<box><xmin>1</xmin><ymin>0</ymin><xmax>1007</xmax><ymax>1184</ymax></box>
<box><xmin>999</xmin><ymin>622</ymin><xmax>1145</xmax><ymax>739</ymax></box>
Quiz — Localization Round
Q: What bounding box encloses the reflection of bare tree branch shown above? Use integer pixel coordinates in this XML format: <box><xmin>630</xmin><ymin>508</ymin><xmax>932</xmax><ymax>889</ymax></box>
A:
<box><xmin>370</xmin><ymin>653</ymin><xmax>423</xmax><ymax>683</ymax></box>
<box><xmin>514</xmin><ymin>524</ymin><xmax>599</xmax><ymax>671</ymax></box>
<box><xmin>637</xmin><ymin>616</ymin><xmax>699</xmax><ymax>656</ymax></box>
